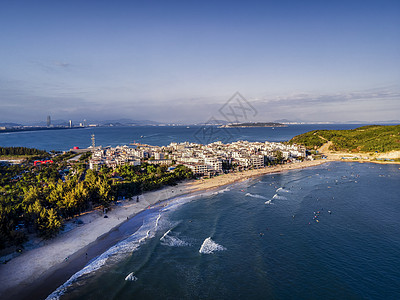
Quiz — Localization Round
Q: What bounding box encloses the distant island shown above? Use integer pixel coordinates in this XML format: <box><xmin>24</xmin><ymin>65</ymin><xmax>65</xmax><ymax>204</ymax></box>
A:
<box><xmin>220</xmin><ymin>122</ymin><xmax>286</xmax><ymax>128</ymax></box>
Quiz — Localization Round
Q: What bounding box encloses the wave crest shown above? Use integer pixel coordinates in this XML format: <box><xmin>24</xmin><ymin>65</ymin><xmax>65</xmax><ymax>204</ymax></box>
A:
<box><xmin>245</xmin><ymin>193</ymin><xmax>268</xmax><ymax>200</ymax></box>
<box><xmin>46</xmin><ymin>213</ymin><xmax>162</xmax><ymax>300</ymax></box>
<box><xmin>199</xmin><ymin>237</ymin><xmax>226</xmax><ymax>254</ymax></box>
<box><xmin>160</xmin><ymin>228</ymin><xmax>190</xmax><ymax>247</ymax></box>
<box><xmin>276</xmin><ymin>187</ymin><xmax>291</xmax><ymax>193</ymax></box>
<box><xmin>272</xmin><ymin>194</ymin><xmax>287</xmax><ymax>200</ymax></box>
<box><xmin>125</xmin><ymin>272</ymin><xmax>138</xmax><ymax>281</ymax></box>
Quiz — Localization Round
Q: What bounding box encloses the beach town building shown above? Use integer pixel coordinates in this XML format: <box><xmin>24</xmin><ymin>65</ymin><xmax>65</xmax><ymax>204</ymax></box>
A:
<box><xmin>88</xmin><ymin>140</ymin><xmax>306</xmax><ymax>173</ymax></box>
<box><xmin>147</xmin><ymin>159</ymin><xmax>173</xmax><ymax>165</ymax></box>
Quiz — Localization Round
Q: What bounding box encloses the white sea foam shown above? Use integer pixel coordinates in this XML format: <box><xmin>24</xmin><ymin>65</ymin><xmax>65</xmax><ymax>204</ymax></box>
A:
<box><xmin>46</xmin><ymin>213</ymin><xmax>162</xmax><ymax>300</ymax></box>
<box><xmin>211</xmin><ymin>187</ymin><xmax>230</xmax><ymax>195</ymax></box>
<box><xmin>161</xmin><ymin>194</ymin><xmax>198</xmax><ymax>212</ymax></box>
<box><xmin>155</xmin><ymin>213</ymin><xmax>162</xmax><ymax>228</ymax></box>
<box><xmin>160</xmin><ymin>224</ymin><xmax>190</xmax><ymax>247</ymax></box>
<box><xmin>264</xmin><ymin>200</ymin><xmax>273</xmax><ymax>205</ymax></box>
<box><xmin>160</xmin><ymin>233</ymin><xmax>190</xmax><ymax>247</ymax></box>
<box><xmin>245</xmin><ymin>193</ymin><xmax>268</xmax><ymax>200</ymax></box>
<box><xmin>272</xmin><ymin>194</ymin><xmax>287</xmax><ymax>200</ymax></box>
<box><xmin>276</xmin><ymin>187</ymin><xmax>291</xmax><ymax>193</ymax></box>
<box><xmin>160</xmin><ymin>228</ymin><xmax>172</xmax><ymax>240</ymax></box>
<box><xmin>125</xmin><ymin>272</ymin><xmax>138</xmax><ymax>281</ymax></box>
<box><xmin>161</xmin><ymin>187</ymin><xmax>229</xmax><ymax>213</ymax></box>
<box><xmin>199</xmin><ymin>237</ymin><xmax>226</xmax><ymax>254</ymax></box>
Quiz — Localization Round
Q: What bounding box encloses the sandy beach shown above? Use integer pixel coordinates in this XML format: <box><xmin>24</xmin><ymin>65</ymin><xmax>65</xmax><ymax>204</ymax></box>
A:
<box><xmin>0</xmin><ymin>159</ymin><xmax>326</xmax><ymax>299</ymax></box>
<box><xmin>317</xmin><ymin>141</ymin><xmax>400</xmax><ymax>164</ymax></box>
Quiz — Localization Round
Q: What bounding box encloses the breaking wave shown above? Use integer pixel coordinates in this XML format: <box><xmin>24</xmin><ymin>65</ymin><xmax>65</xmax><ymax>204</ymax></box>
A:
<box><xmin>125</xmin><ymin>272</ymin><xmax>138</xmax><ymax>281</ymax></box>
<box><xmin>46</xmin><ymin>213</ymin><xmax>163</xmax><ymax>300</ymax></box>
<box><xmin>245</xmin><ymin>193</ymin><xmax>269</xmax><ymax>200</ymax></box>
<box><xmin>272</xmin><ymin>194</ymin><xmax>287</xmax><ymax>200</ymax></box>
<box><xmin>276</xmin><ymin>187</ymin><xmax>291</xmax><ymax>193</ymax></box>
<box><xmin>161</xmin><ymin>194</ymin><xmax>199</xmax><ymax>212</ymax></box>
<box><xmin>199</xmin><ymin>237</ymin><xmax>226</xmax><ymax>254</ymax></box>
<box><xmin>160</xmin><ymin>225</ymin><xmax>190</xmax><ymax>247</ymax></box>
<box><xmin>264</xmin><ymin>200</ymin><xmax>273</xmax><ymax>205</ymax></box>
<box><xmin>160</xmin><ymin>232</ymin><xmax>190</xmax><ymax>247</ymax></box>
<box><xmin>211</xmin><ymin>187</ymin><xmax>230</xmax><ymax>195</ymax></box>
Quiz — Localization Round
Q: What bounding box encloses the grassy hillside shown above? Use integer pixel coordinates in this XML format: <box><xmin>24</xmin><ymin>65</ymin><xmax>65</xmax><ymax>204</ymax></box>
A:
<box><xmin>289</xmin><ymin>125</ymin><xmax>400</xmax><ymax>152</ymax></box>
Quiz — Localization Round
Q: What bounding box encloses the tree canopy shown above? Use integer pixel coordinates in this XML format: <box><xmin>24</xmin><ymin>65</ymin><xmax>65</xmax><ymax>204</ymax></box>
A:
<box><xmin>289</xmin><ymin>125</ymin><xmax>400</xmax><ymax>153</ymax></box>
<box><xmin>0</xmin><ymin>155</ymin><xmax>192</xmax><ymax>249</ymax></box>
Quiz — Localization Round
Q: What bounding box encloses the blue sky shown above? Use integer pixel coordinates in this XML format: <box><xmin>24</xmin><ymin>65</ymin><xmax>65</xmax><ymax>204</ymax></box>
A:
<box><xmin>1</xmin><ymin>0</ymin><xmax>399</xmax><ymax>124</ymax></box>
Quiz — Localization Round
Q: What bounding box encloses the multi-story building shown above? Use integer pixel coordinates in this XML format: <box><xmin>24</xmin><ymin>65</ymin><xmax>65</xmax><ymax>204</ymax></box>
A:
<box><xmin>88</xmin><ymin>140</ymin><xmax>308</xmax><ymax>173</ymax></box>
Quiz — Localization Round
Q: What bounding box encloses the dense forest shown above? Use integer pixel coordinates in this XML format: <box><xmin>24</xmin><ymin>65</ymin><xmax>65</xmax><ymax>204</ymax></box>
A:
<box><xmin>289</xmin><ymin>125</ymin><xmax>400</xmax><ymax>153</ymax></box>
<box><xmin>0</xmin><ymin>147</ymin><xmax>48</xmax><ymax>157</ymax></box>
<box><xmin>0</xmin><ymin>155</ymin><xmax>192</xmax><ymax>249</ymax></box>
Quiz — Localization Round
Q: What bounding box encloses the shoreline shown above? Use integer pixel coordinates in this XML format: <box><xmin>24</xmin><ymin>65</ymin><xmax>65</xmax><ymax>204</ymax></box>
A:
<box><xmin>0</xmin><ymin>160</ymin><xmax>326</xmax><ymax>299</ymax></box>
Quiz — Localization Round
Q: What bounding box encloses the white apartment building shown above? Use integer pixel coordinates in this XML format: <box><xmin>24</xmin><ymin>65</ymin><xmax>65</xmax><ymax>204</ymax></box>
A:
<box><xmin>183</xmin><ymin>163</ymin><xmax>208</xmax><ymax>175</ymax></box>
<box><xmin>250</xmin><ymin>155</ymin><xmax>264</xmax><ymax>168</ymax></box>
<box><xmin>204</xmin><ymin>157</ymin><xmax>223</xmax><ymax>173</ymax></box>
<box><xmin>153</xmin><ymin>152</ymin><xmax>164</xmax><ymax>160</ymax></box>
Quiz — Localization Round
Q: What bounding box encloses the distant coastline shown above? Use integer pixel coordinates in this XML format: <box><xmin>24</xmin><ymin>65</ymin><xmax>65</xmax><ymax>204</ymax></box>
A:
<box><xmin>220</xmin><ymin>122</ymin><xmax>286</xmax><ymax>128</ymax></box>
<box><xmin>0</xmin><ymin>126</ymin><xmax>82</xmax><ymax>134</ymax></box>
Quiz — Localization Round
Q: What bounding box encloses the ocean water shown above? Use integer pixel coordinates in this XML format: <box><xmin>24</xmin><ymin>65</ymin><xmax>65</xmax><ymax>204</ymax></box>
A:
<box><xmin>0</xmin><ymin>124</ymin><xmax>365</xmax><ymax>151</ymax></box>
<box><xmin>48</xmin><ymin>161</ymin><xmax>400</xmax><ymax>300</ymax></box>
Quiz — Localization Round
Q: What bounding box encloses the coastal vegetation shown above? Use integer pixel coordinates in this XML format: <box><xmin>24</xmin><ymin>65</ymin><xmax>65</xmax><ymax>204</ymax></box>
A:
<box><xmin>289</xmin><ymin>125</ymin><xmax>400</xmax><ymax>153</ymax></box>
<box><xmin>0</xmin><ymin>147</ymin><xmax>48</xmax><ymax>159</ymax></box>
<box><xmin>0</xmin><ymin>153</ymin><xmax>192</xmax><ymax>250</ymax></box>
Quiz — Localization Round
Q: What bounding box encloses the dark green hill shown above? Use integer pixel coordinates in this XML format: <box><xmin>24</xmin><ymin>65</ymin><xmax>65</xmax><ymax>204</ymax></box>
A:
<box><xmin>289</xmin><ymin>125</ymin><xmax>400</xmax><ymax>152</ymax></box>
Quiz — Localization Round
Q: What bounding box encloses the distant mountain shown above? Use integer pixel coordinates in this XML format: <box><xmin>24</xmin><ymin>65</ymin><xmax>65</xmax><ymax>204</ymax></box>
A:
<box><xmin>222</xmin><ymin>122</ymin><xmax>286</xmax><ymax>128</ymax></box>
<box><xmin>0</xmin><ymin>122</ymin><xmax>21</xmax><ymax>127</ymax></box>
<box><xmin>343</xmin><ymin>120</ymin><xmax>370</xmax><ymax>124</ymax></box>
<box><xmin>344</xmin><ymin>120</ymin><xmax>400</xmax><ymax>125</ymax></box>
<box><xmin>28</xmin><ymin>119</ymin><xmax>69</xmax><ymax>126</ymax></box>
<box><xmin>274</xmin><ymin>119</ymin><xmax>298</xmax><ymax>123</ymax></box>
<box><xmin>99</xmin><ymin>119</ymin><xmax>161</xmax><ymax>126</ymax></box>
<box><xmin>372</xmin><ymin>120</ymin><xmax>400</xmax><ymax>124</ymax></box>
<box><xmin>197</xmin><ymin>119</ymin><xmax>230</xmax><ymax>125</ymax></box>
<box><xmin>24</xmin><ymin>119</ymin><xmax>161</xmax><ymax>126</ymax></box>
